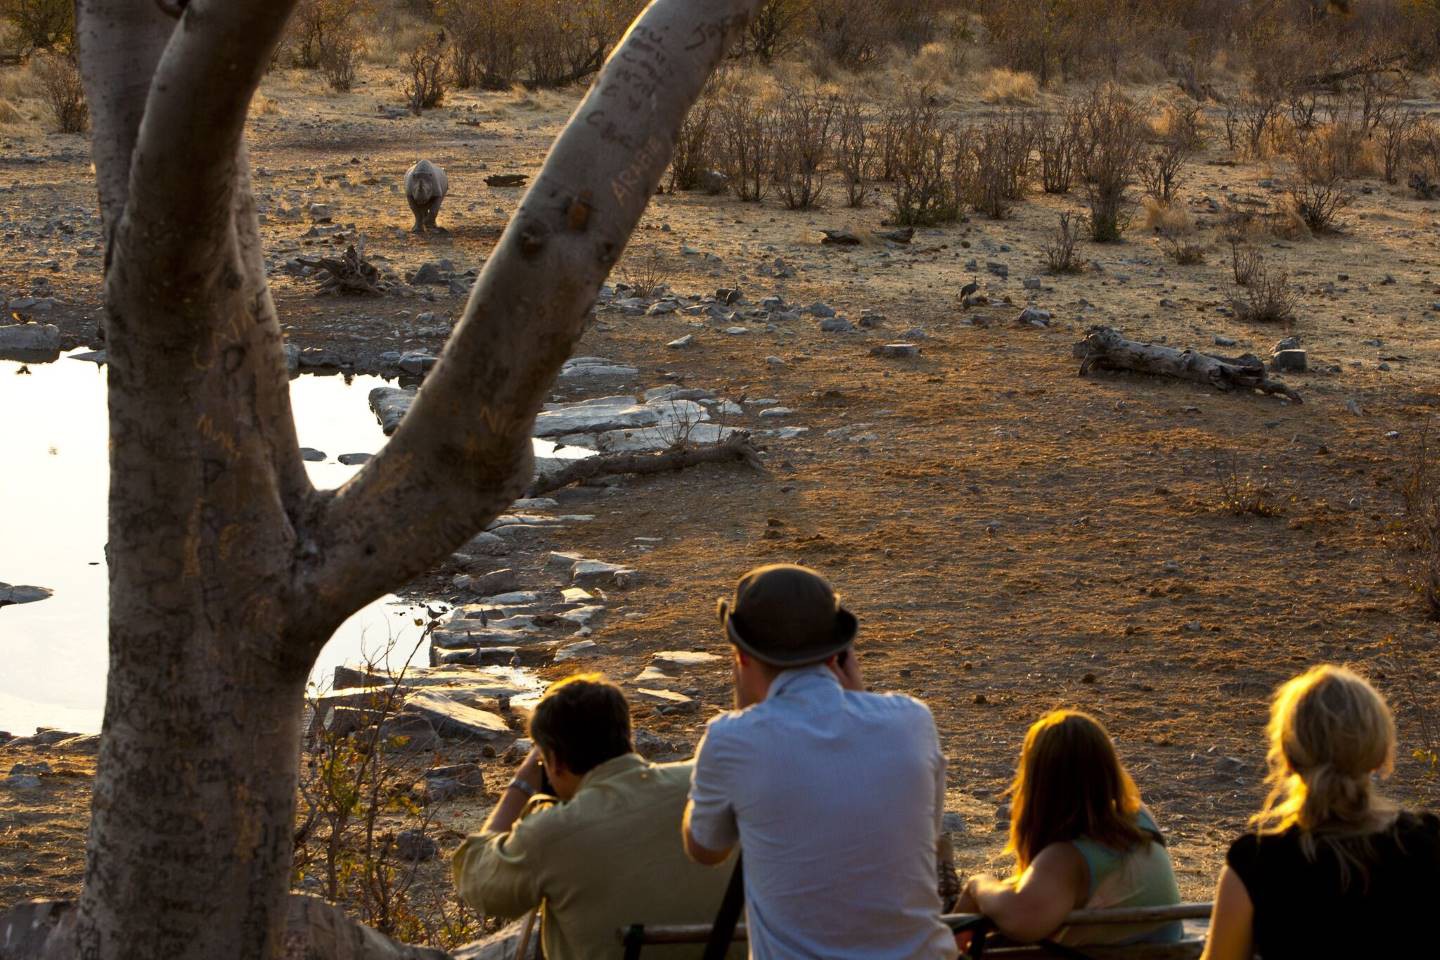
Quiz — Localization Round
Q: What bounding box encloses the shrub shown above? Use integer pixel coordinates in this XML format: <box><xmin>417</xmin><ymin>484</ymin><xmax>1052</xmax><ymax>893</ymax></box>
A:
<box><xmin>439</xmin><ymin>0</ymin><xmax>635</xmax><ymax>90</ymax></box>
<box><xmin>1286</xmin><ymin>133</ymin><xmax>1355</xmax><ymax>233</ymax></box>
<box><xmin>1407</xmin><ymin>118</ymin><xmax>1440</xmax><ymax>200</ymax></box>
<box><xmin>617</xmin><ymin>246</ymin><xmax>669</xmax><ymax>298</ymax></box>
<box><xmin>288</xmin><ymin>0</ymin><xmax>368</xmax><ymax>71</ymax></box>
<box><xmin>714</xmin><ymin>80</ymin><xmax>776</xmax><ymax>202</ymax></box>
<box><xmin>1043</xmin><ymin>212</ymin><xmax>1085</xmax><ymax>273</ymax></box>
<box><xmin>810</xmin><ymin>0</ymin><xmax>945</xmax><ymax>69</ymax></box>
<box><xmin>1231</xmin><ymin>258</ymin><xmax>1298</xmax><ymax>324</ymax></box>
<box><xmin>1079</xmin><ymin>86</ymin><xmax>1146</xmax><ymax>242</ymax></box>
<box><xmin>0</xmin><ymin>0</ymin><xmax>71</xmax><ymax>52</ymax></box>
<box><xmin>1230</xmin><ymin>240</ymin><xmax>1263</xmax><ymax>287</ymax></box>
<box><xmin>670</xmin><ymin>86</ymin><xmax>717</xmax><ymax>192</ymax></box>
<box><xmin>1159</xmin><ymin>229</ymin><xmax>1205</xmax><ymax>265</ymax></box>
<box><xmin>1235</xmin><ymin>86</ymin><xmax>1284</xmax><ymax>158</ymax></box>
<box><xmin>772</xmin><ymin>87</ymin><xmax>836</xmax><ymax>211</ymax></box>
<box><xmin>745</xmin><ymin>0</ymin><xmax>810</xmax><ymax>63</ymax></box>
<box><xmin>889</xmin><ymin>89</ymin><xmax>962</xmax><ymax>226</ymax></box>
<box><xmin>1377</xmin><ymin>108</ymin><xmax>1419</xmax><ymax>185</ymax></box>
<box><xmin>1140</xmin><ymin>137</ymin><xmax>1189</xmax><ymax>204</ymax></box>
<box><xmin>835</xmin><ymin>95</ymin><xmax>871</xmax><ymax>208</ymax></box>
<box><xmin>1035</xmin><ymin>105</ymin><xmax>1082</xmax><ymax>195</ymax></box>
<box><xmin>1214</xmin><ymin>454</ymin><xmax>1281</xmax><ymax>518</ymax></box>
<box><xmin>405</xmin><ymin>32</ymin><xmax>449</xmax><ymax>115</ymax></box>
<box><xmin>317</xmin><ymin>18</ymin><xmax>364</xmax><ymax>92</ymax></box>
<box><xmin>31</xmin><ymin>49</ymin><xmax>85</xmax><ymax>133</ymax></box>
<box><xmin>958</xmin><ymin>111</ymin><xmax>1032</xmax><ymax>219</ymax></box>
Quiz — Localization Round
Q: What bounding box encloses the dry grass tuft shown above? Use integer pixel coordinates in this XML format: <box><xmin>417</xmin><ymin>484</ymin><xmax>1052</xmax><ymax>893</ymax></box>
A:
<box><xmin>0</xmin><ymin>97</ymin><xmax>22</xmax><ymax>126</ymax></box>
<box><xmin>979</xmin><ymin>68</ymin><xmax>1037</xmax><ymax>105</ymax></box>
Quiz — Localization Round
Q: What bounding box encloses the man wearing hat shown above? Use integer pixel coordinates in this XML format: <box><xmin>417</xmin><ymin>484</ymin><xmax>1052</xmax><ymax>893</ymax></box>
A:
<box><xmin>682</xmin><ymin>564</ymin><xmax>957</xmax><ymax>959</ymax></box>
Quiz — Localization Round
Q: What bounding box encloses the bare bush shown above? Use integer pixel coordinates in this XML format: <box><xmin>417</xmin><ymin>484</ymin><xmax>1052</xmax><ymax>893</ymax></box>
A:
<box><xmin>1140</xmin><ymin>138</ymin><xmax>1189</xmax><ymax>204</ymax></box>
<box><xmin>317</xmin><ymin>17</ymin><xmax>365</xmax><ymax>92</ymax></box>
<box><xmin>288</xmin><ymin>0</ymin><xmax>367</xmax><ymax>71</ymax></box>
<box><xmin>1158</xmin><ymin>99</ymin><xmax>1206</xmax><ymax>152</ymax></box>
<box><xmin>1231</xmin><ymin>258</ymin><xmax>1299</xmax><ymax>324</ymax></box>
<box><xmin>617</xmin><ymin>246</ymin><xmax>669</xmax><ymax>298</ymax></box>
<box><xmin>1230</xmin><ymin>240</ymin><xmax>1263</xmax><ymax>287</ymax></box>
<box><xmin>1159</xmin><ymin>229</ymin><xmax>1204</xmax><ymax>265</ymax></box>
<box><xmin>31</xmin><ymin>49</ymin><xmax>86</xmax><ymax>133</ymax></box>
<box><xmin>773</xmin><ymin>87</ymin><xmax>836</xmax><ymax>211</ymax></box>
<box><xmin>889</xmin><ymin>90</ymin><xmax>961</xmax><ymax>226</ymax></box>
<box><xmin>1035</xmin><ymin>103</ymin><xmax>1083</xmax><ymax>195</ymax></box>
<box><xmin>443</xmin><ymin>0</ymin><xmax>517</xmax><ymax>90</ymax></box>
<box><xmin>1080</xmin><ymin>86</ymin><xmax>1146</xmax><ymax>242</ymax></box>
<box><xmin>1408</xmin><ymin>118</ymin><xmax>1440</xmax><ymax>200</ymax></box>
<box><xmin>1236</xmin><ymin>86</ymin><xmax>1284</xmax><ymax>158</ymax></box>
<box><xmin>836</xmin><ymin>95</ymin><xmax>872</xmax><ymax>207</ymax></box>
<box><xmin>1377</xmin><ymin>108</ymin><xmax>1419</xmax><ymax>185</ymax></box>
<box><xmin>1043</xmin><ymin>212</ymin><xmax>1085</xmax><ymax>274</ymax></box>
<box><xmin>1214</xmin><ymin>454</ymin><xmax>1281</xmax><ymax>518</ymax></box>
<box><xmin>957</xmin><ymin>111</ymin><xmax>1032</xmax><ymax>219</ymax></box>
<box><xmin>404</xmin><ymin>32</ymin><xmax>449</xmax><ymax>115</ymax></box>
<box><xmin>745</xmin><ymin>0</ymin><xmax>810</xmax><ymax>63</ymax></box>
<box><xmin>1286</xmin><ymin>133</ymin><xmax>1355</xmax><ymax>233</ymax></box>
<box><xmin>0</xmin><ymin>0</ymin><xmax>72</xmax><ymax>52</ymax></box>
<box><xmin>715</xmin><ymin>81</ymin><xmax>776</xmax><ymax>202</ymax></box>
<box><xmin>810</xmin><ymin>0</ymin><xmax>944</xmax><ymax>69</ymax></box>
<box><xmin>670</xmin><ymin>87</ymin><xmax>717</xmax><ymax>192</ymax></box>
<box><xmin>440</xmin><ymin>0</ymin><xmax>634</xmax><ymax>90</ymax></box>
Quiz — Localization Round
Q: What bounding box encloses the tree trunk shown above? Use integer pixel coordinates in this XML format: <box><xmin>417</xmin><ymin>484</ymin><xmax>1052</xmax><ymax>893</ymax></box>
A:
<box><xmin>63</xmin><ymin>1</ymin><xmax>765</xmax><ymax>958</ymax></box>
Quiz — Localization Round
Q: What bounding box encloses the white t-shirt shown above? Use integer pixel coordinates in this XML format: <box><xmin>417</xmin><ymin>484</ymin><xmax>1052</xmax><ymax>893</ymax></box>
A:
<box><xmin>688</xmin><ymin>665</ymin><xmax>958</xmax><ymax>960</ymax></box>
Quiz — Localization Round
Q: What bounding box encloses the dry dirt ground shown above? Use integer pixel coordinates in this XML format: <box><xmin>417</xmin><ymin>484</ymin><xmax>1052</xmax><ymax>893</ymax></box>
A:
<box><xmin>4</xmin><ymin>62</ymin><xmax>1440</xmax><ymax>924</ymax></box>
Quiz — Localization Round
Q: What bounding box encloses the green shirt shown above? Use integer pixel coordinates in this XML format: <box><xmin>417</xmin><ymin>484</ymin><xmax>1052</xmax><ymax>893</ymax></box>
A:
<box><xmin>453</xmin><ymin>754</ymin><xmax>737</xmax><ymax>960</ymax></box>
<box><xmin>1060</xmin><ymin>809</ymin><xmax>1182</xmax><ymax>946</ymax></box>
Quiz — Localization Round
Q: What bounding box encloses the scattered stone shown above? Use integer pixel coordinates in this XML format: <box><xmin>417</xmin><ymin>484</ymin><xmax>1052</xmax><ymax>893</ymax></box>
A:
<box><xmin>307</xmin><ymin>203</ymin><xmax>333</xmax><ymax>223</ymax></box>
<box><xmin>819</xmin><ymin>317</ymin><xmax>856</xmax><ymax>333</ymax></box>
<box><xmin>1023</xmin><ymin>277</ymin><xmax>1042</xmax><ymax>290</ymax></box>
<box><xmin>724</xmin><ymin>326</ymin><xmax>749</xmax><ymax>336</ymax></box>
<box><xmin>666</xmin><ymin>334</ymin><xmax>695</xmax><ymax>349</ymax></box>
<box><xmin>858</xmin><ymin>312</ymin><xmax>886</xmax><ymax>329</ymax></box>
<box><xmin>299</xmin><ymin>448</ymin><xmax>326</xmax><ymax>462</ymax></box>
<box><xmin>986</xmin><ymin>261</ymin><xmax>1009</xmax><ymax>279</ymax></box>
<box><xmin>0</xmin><ymin>322</ymin><xmax>60</xmax><ymax>360</ymax></box>
<box><xmin>402</xmin><ymin>691</ymin><xmax>512</xmax><ymax>742</ymax></box>
<box><xmin>635</xmin><ymin>688</ymin><xmax>699</xmax><ymax>715</ymax></box>
<box><xmin>871</xmin><ymin>343</ymin><xmax>919</xmax><ymax>359</ymax></box>
<box><xmin>1275</xmin><ymin>336</ymin><xmax>1302</xmax><ymax>352</ymax></box>
<box><xmin>338</xmin><ymin>452</ymin><xmax>372</xmax><ymax>466</ymax></box>
<box><xmin>1271</xmin><ymin>349</ymin><xmax>1307</xmax><ymax>373</ymax></box>
<box><xmin>424</xmin><ymin>763</ymin><xmax>488</xmax><ymax>802</ymax></box>
<box><xmin>571</xmin><ymin>559</ymin><xmax>635</xmax><ymax>588</ymax></box>
<box><xmin>485</xmin><ymin>173</ymin><xmax>529</xmax><ymax>188</ymax></box>
<box><xmin>298</xmin><ymin>346</ymin><xmax>342</xmax><ymax>368</ymax></box>
<box><xmin>652</xmin><ymin>651</ymin><xmax>722</xmax><ymax>671</ymax></box>
<box><xmin>555</xmin><ymin>640</ymin><xmax>600</xmax><ymax>662</ymax></box>
<box><xmin>0</xmin><ymin>583</ymin><xmax>53</xmax><ymax>606</ymax></box>
<box><xmin>397</xmin><ymin>830</ymin><xmax>438</xmax><ymax>862</ymax></box>
<box><xmin>874</xmin><ymin>227</ymin><xmax>914</xmax><ymax>244</ymax></box>
<box><xmin>633</xmin><ymin>729</ymin><xmax>682</xmax><ymax>760</ymax></box>
<box><xmin>1016</xmin><ymin>307</ymin><xmax>1051</xmax><ymax>327</ymax></box>
<box><xmin>560</xmin><ymin>357</ymin><xmax>640</xmax><ymax>379</ymax></box>
<box><xmin>1214</xmin><ymin>335</ymin><xmax>1237</xmax><ymax>347</ymax></box>
<box><xmin>2</xmin><ymin>774</ymin><xmax>42</xmax><ymax>790</ymax></box>
<box><xmin>758</xmin><ymin>407</ymin><xmax>793</xmax><ymax>419</ymax></box>
<box><xmin>766</xmin><ymin>355</ymin><xmax>787</xmax><ymax>368</ymax></box>
<box><xmin>398</xmin><ymin>352</ymin><xmax>438</xmax><ymax>376</ymax></box>
<box><xmin>807</xmin><ymin>302</ymin><xmax>836</xmax><ymax>318</ymax></box>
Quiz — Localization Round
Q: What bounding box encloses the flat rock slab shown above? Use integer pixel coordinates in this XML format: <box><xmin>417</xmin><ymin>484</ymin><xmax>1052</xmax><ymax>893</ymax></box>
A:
<box><xmin>652</xmin><ymin>651</ymin><xmax>723</xmax><ymax>671</ymax></box>
<box><xmin>0</xmin><ymin>583</ymin><xmax>53</xmax><ymax>606</ymax></box>
<box><xmin>369</xmin><ymin>386</ymin><xmax>415</xmax><ymax>436</ymax></box>
<box><xmin>634</xmin><ymin>688</ymin><xmax>699</xmax><ymax>715</ymax></box>
<box><xmin>560</xmin><ymin>357</ymin><xmax>639</xmax><ymax>379</ymax></box>
<box><xmin>0</xmin><ymin>322</ymin><xmax>60</xmax><ymax>361</ymax></box>
<box><xmin>402</xmin><ymin>691</ymin><xmax>512</xmax><ymax>742</ymax></box>
<box><xmin>555</xmin><ymin>640</ymin><xmax>600</xmax><ymax>662</ymax></box>
<box><xmin>871</xmin><ymin>343</ymin><xmax>920</xmax><ymax>359</ymax></box>
<box><xmin>535</xmin><ymin>395</ymin><xmax>659</xmax><ymax>437</ymax></box>
<box><xmin>572</xmin><ymin>559</ymin><xmax>635</xmax><ymax>587</ymax></box>
<box><xmin>633</xmin><ymin>666</ymin><xmax>675</xmax><ymax>684</ymax></box>
<box><xmin>334</xmin><ymin>664</ymin><xmax>530</xmax><ymax>699</ymax></box>
<box><xmin>430</xmin><ymin>625</ymin><xmax>534</xmax><ymax>651</ymax></box>
<box><xmin>433</xmin><ymin>644</ymin><xmax>557</xmax><ymax>668</ymax></box>
<box><xmin>593</xmin><ymin>422</ymin><xmax>737</xmax><ymax>454</ymax></box>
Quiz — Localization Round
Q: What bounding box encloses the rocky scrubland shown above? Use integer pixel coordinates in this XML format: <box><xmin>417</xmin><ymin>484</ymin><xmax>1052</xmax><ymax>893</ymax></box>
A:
<box><xmin>4</xmin><ymin>0</ymin><xmax>1440</xmax><ymax>952</ymax></box>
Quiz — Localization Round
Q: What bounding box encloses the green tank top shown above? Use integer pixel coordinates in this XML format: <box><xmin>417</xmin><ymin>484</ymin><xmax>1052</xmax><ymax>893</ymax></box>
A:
<box><xmin>1061</xmin><ymin>809</ymin><xmax>1184</xmax><ymax>946</ymax></box>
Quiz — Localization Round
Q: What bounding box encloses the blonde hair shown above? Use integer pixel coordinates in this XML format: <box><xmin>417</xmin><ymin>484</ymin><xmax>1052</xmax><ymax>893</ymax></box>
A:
<box><xmin>1252</xmin><ymin>665</ymin><xmax>1399</xmax><ymax>884</ymax></box>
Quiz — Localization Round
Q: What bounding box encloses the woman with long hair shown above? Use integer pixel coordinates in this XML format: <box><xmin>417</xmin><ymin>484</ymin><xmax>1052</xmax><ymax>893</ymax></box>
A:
<box><xmin>957</xmin><ymin>710</ymin><xmax>1182</xmax><ymax>945</ymax></box>
<box><xmin>1201</xmin><ymin>665</ymin><xmax>1440</xmax><ymax>960</ymax></box>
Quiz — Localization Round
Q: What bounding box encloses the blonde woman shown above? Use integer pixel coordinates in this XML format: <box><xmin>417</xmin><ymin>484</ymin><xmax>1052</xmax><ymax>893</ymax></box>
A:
<box><xmin>1202</xmin><ymin>666</ymin><xmax>1440</xmax><ymax>960</ymax></box>
<box><xmin>958</xmin><ymin>710</ymin><xmax>1182</xmax><ymax>946</ymax></box>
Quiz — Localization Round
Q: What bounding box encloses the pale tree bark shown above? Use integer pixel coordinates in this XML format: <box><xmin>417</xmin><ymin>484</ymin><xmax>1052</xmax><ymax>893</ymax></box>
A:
<box><xmin>60</xmin><ymin>2</ymin><xmax>763</xmax><ymax>958</ymax></box>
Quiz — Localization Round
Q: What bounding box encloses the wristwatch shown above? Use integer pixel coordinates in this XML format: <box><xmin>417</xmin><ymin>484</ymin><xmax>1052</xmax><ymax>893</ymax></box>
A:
<box><xmin>507</xmin><ymin>777</ymin><xmax>538</xmax><ymax>798</ymax></box>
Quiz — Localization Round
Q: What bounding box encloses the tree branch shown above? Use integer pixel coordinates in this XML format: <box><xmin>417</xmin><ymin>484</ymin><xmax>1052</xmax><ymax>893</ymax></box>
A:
<box><xmin>301</xmin><ymin>0</ymin><xmax>763</xmax><ymax>635</ymax></box>
<box><xmin>123</xmin><ymin>0</ymin><xmax>300</xmax><ymax>273</ymax></box>
<box><xmin>75</xmin><ymin>0</ymin><xmax>177</xmax><ymax>235</ymax></box>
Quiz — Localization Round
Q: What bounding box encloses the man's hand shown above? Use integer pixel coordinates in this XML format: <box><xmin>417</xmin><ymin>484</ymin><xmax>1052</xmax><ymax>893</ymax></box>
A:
<box><xmin>481</xmin><ymin>747</ymin><xmax>546</xmax><ymax>835</ymax></box>
<box><xmin>830</xmin><ymin>648</ymin><xmax>864</xmax><ymax>691</ymax></box>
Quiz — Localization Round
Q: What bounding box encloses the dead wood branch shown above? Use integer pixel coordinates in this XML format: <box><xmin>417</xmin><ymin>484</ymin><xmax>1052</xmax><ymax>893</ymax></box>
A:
<box><xmin>315</xmin><ymin>244</ymin><xmax>384</xmax><ymax>296</ymax></box>
<box><xmin>527</xmin><ymin>431</ymin><xmax>761</xmax><ymax>497</ymax></box>
<box><xmin>1073</xmin><ymin>326</ymin><xmax>1302</xmax><ymax>403</ymax></box>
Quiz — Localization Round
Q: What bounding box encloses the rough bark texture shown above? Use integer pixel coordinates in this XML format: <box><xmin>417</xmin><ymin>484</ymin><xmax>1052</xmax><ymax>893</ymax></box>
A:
<box><xmin>1074</xmin><ymin>326</ymin><xmax>1303</xmax><ymax>403</ymax></box>
<box><xmin>527</xmin><ymin>432</ymin><xmax>761</xmax><ymax>497</ymax></box>
<box><xmin>65</xmin><ymin>1</ymin><xmax>764</xmax><ymax>958</ymax></box>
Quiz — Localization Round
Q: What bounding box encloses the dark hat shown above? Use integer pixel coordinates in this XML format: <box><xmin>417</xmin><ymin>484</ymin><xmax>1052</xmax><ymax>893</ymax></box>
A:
<box><xmin>717</xmin><ymin>564</ymin><xmax>858</xmax><ymax>667</ymax></box>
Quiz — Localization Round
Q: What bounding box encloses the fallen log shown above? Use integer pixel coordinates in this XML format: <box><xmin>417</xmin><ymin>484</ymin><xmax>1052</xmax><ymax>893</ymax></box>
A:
<box><xmin>1073</xmin><ymin>326</ymin><xmax>1301</xmax><ymax>403</ymax></box>
<box><xmin>528</xmin><ymin>431</ymin><xmax>761</xmax><ymax>497</ymax></box>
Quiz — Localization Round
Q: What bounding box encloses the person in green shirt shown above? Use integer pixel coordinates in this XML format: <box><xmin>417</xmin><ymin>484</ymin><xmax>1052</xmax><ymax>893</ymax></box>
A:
<box><xmin>453</xmin><ymin>674</ymin><xmax>736</xmax><ymax>959</ymax></box>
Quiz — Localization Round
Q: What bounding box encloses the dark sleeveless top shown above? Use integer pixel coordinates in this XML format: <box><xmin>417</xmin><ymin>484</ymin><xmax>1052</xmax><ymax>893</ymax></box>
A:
<box><xmin>1226</xmin><ymin>811</ymin><xmax>1440</xmax><ymax>959</ymax></box>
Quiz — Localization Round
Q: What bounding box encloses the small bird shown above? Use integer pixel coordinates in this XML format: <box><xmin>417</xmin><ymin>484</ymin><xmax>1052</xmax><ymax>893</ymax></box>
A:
<box><xmin>959</xmin><ymin>277</ymin><xmax>979</xmax><ymax>307</ymax></box>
